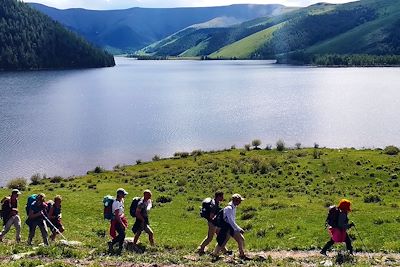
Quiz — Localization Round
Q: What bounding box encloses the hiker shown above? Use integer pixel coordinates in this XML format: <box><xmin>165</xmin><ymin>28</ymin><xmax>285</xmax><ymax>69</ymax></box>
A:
<box><xmin>321</xmin><ymin>199</ymin><xmax>354</xmax><ymax>256</ymax></box>
<box><xmin>198</xmin><ymin>191</ymin><xmax>229</xmax><ymax>255</ymax></box>
<box><xmin>132</xmin><ymin>189</ymin><xmax>154</xmax><ymax>246</ymax></box>
<box><xmin>48</xmin><ymin>195</ymin><xmax>64</xmax><ymax>241</ymax></box>
<box><xmin>213</xmin><ymin>194</ymin><xmax>248</xmax><ymax>260</ymax></box>
<box><xmin>27</xmin><ymin>193</ymin><xmax>49</xmax><ymax>246</ymax></box>
<box><xmin>0</xmin><ymin>189</ymin><xmax>22</xmax><ymax>242</ymax></box>
<box><xmin>108</xmin><ymin>188</ymin><xmax>128</xmax><ymax>254</ymax></box>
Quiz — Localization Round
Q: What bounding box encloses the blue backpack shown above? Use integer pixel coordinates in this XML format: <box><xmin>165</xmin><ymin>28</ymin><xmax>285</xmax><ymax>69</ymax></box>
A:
<box><xmin>26</xmin><ymin>194</ymin><xmax>37</xmax><ymax>216</ymax></box>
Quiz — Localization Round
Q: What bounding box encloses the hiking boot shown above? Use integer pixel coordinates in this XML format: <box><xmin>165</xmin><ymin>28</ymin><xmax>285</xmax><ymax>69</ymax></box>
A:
<box><xmin>197</xmin><ymin>249</ymin><xmax>205</xmax><ymax>256</ymax></box>
<box><xmin>107</xmin><ymin>241</ymin><xmax>113</xmax><ymax>253</ymax></box>
<box><xmin>239</xmin><ymin>255</ymin><xmax>251</xmax><ymax>261</ymax></box>
<box><xmin>320</xmin><ymin>250</ymin><xmax>328</xmax><ymax>257</ymax></box>
<box><xmin>211</xmin><ymin>255</ymin><xmax>221</xmax><ymax>262</ymax></box>
<box><xmin>224</xmin><ymin>250</ymin><xmax>233</xmax><ymax>256</ymax></box>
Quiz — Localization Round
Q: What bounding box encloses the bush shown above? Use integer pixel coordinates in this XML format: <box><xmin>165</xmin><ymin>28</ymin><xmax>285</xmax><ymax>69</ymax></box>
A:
<box><xmin>50</xmin><ymin>176</ymin><xmax>63</xmax><ymax>183</ymax></box>
<box><xmin>156</xmin><ymin>195</ymin><xmax>172</xmax><ymax>203</ymax></box>
<box><xmin>136</xmin><ymin>159</ymin><xmax>142</xmax><ymax>165</ymax></box>
<box><xmin>152</xmin><ymin>155</ymin><xmax>161</xmax><ymax>161</ymax></box>
<box><xmin>252</xmin><ymin>139</ymin><xmax>262</xmax><ymax>150</ymax></box>
<box><xmin>276</xmin><ymin>140</ymin><xmax>285</xmax><ymax>151</ymax></box>
<box><xmin>364</xmin><ymin>194</ymin><xmax>382</xmax><ymax>203</ymax></box>
<box><xmin>93</xmin><ymin>166</ymin><xmax>105</xmax><ymax>173</ymax></box>
<box><xmin>30</xmin><ymin>173</ymin><xmax>43</xmax><ymax>185</ymax></box>
<box><xmin>314</xmin><ymin>143</ymin><xmax>320</xmax><ymax>149</ymax></box>
<box><xmin>244</xmin><ymin>144</ymin><xmax>251</xmax><ymax>151</ymax></box>
<box><xmin>313</xmin><ymin>149</ymin><xmax>321</xmax><ymax>159</ymax></box>
<box><xmin>191</xmin><ymin>150</ymin><xmax>203</xmax><ymax>156</ymax></box>
<box><xmin>176</xmin><ymin>177</ymin><xmax>187</xmax><ymax>186</ymax></box>
<box><xmin>174</xmin><ymin>152</ymin><xmax>189</xmax><ymax>158</ymax></box>
<box><xmin>295</xmin><ymin>143</ymin><xmax>301</xmax><ymax>149</ymax></box>
<box><xmin>265</xmin><ymin>144</ymin><xmax>272</xmax><ymax>150</ymax></box>
<box><xmin>7</xmin><ymin>177</ymin><xmax>27</xmax><ymax>191</ymax></box>
<box><xmin>384</xmin><ymin>146</ymin><xmax>400</xmax><ymax>155</ymax></box>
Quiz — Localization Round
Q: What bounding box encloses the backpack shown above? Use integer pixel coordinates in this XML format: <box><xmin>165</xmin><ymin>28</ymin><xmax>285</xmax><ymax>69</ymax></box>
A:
<box><xmin>326</xmin><ymin>205</ymin><xmax>340</xmax><ymax>227</ymax></box>
<box><xmin>26</xmin><ymin>194</ymin><xmax>38</xmax><ymax>216</ymax></box>
<box><xmin>0</xmin><ymin>197</ymin><xmax>10</xmax><ymax>225</ymax></box>
<box><xmin>129</xmin><ymin>197</ymin><xmax>141</xmax><ymax>218</ymax></box>
<box><xmin>200</xmin><ymin>197</ymin><xmax>215</xmax><ymax>219</ymax></box>
<box><xmin>212</xmin><ymin>209</ymin><xmax>225</xmax><ymax>228</ymax></box>
<box><xmin>103</xmin><ymin>195</ymin><xmax>114</xmax><ymax>220</ymax></box>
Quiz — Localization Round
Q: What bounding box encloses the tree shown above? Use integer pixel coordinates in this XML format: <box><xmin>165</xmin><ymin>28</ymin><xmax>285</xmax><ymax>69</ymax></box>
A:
<box><xmin>252</xmin><ymin>139</ymin><xmax>262</xmax><ymax>150</ymax></box>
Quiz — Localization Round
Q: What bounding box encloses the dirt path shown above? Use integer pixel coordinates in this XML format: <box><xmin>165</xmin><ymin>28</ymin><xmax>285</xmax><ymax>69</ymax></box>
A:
<box><xmin>3</xmin><ymin>250</ymin><xmax>400</xmax><ymax>266</ymax></box>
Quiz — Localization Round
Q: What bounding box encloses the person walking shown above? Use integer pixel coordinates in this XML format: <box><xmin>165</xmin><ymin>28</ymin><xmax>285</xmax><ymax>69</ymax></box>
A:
<box><xmin>48</xmin><ymin>195</ymin><xmax>65</xmax><ymax>241</ymax></box>
<box><xmin>0</xmin><ymin>189</ymin><xmax>22</xmax><ymax>242</ymax></box>
<box><xmin>198</xmin><ymin>191</ymin><xmax>228</xmax><ymax>255</ymax></box>
<box><xmin>108</xmin><ymin>188</ymin><xmax>128</xmax><ymax>254</ymax></box>
<box><xmin>132</xmin><ymin>190</ymin><xmax>154</xmax><ymax>246</ymax></box>
<box><xmin>213</xmin><ymin>193</ymin><xmax>248</xmax><ymax>260</ymax></box>
<box><xmin>321</xmin><ymin>199</ymin><xmax>354</xmax><ymax>256</ymax></box>
<box><xmin>27</xmin><ymin>193</ymin><xmax>49</xmax><ymax>246</ymax></box>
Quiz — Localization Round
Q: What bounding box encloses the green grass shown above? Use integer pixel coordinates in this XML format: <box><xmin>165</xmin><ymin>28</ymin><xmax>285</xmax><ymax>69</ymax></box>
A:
<box><xmin>0</xmin><ymin>147</ymin><xmax>399</xmax><ymax>265</ymax></box>
<box><xmin>209</xmin><ymin>23</ymin><xmax>284</xmax><ymax>59</ymax></box>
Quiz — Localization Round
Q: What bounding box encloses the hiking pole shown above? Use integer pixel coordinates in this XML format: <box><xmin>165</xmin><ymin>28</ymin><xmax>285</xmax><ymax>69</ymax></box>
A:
<box><xmin>352</xmin><ymin>224</ymin><xmax>371</xmax><ymax>261</ymax></box>
<box><xmin>42</xmin><ymin>212</ymin><xmax>68</xmax><ymax>241</ymax></box>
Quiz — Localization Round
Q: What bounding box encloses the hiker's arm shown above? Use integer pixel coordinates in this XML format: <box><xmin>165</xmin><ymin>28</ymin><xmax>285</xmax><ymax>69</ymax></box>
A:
<box><xmin>224</xmin><ymin>207</ymin><xmax>243</xmax><ymax>233</ymax></box>
<box><xmin>135</xmin><ymin>207</ymin><xmax>145</xmax><ymax>222</ymax></box>
<box><xmin>28</xmin><ymin>209</ymin><xmax>41</xmax><ymax>219</ymax></box>
<box><xmin>114</xmin><ymin>209</ymin><xmax>125</xmax><ymax>228</ymax></box>
<box><xmin>209</xmin><ymin>212</ymin><xmax>215</xmax><ymax>220</ymax></box>
<box><xmin>48</xmin><ymin>206</ymin><xmax>55</xmax><ymax>219</ymax></box>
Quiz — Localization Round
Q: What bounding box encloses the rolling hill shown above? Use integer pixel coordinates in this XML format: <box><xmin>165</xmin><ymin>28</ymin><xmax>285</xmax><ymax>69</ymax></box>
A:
<box><xmin>0</xmin><ymin>0</ymin><xmax>115</xmax><ymax>70</ymax></box>
<box><xmin>140</xmin><ymin>0</ymin><xmax>400</xmax><ymax>62</ymax></box>
<box><xmin>30</xmin><ymin>3</ymin><xmax>287</xmax><ymax>53</ymax></box>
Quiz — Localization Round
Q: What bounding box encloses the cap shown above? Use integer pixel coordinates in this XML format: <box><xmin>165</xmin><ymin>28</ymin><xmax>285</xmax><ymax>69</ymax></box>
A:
<box><xmin>116</xmin><ymin>188</ymin><xmax>128</xmax><ymax>195</ymax></box>
<box><xmin>143</xmin><ymin>189</ymin><xmax>152</xmax><ymax>195</ymax></box>
<box><xmin>232</xmin><ymin>193</ymin><xmax>244</xmax><ymax>201</ymax></box>
<box><xmin>11</xmin><ymin>189</ymin><xmax>21</xmax><ymax>195</ymax></box>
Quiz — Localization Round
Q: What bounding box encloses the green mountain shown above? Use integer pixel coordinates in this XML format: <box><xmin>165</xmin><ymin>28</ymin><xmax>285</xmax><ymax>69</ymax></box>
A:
<box><xmin>0</xmin><ymin>0</ymin><xmax>115</xmax><ymax>70</ymax></box>
<box><xmin>30</xmin><ymin>3</ymin><xmax>286</xmax><ymax>53</ymax></box>
<box><xmin>142</xmin><ymin>0</ymin><xmax>400</xmax><ymax>62</ymax></box>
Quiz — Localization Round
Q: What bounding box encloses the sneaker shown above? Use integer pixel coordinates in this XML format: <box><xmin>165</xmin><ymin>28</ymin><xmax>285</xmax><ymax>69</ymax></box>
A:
<box><xmin>211</xmin><ymin>255</ymin><xmax>221</xmax><ymax>262</ymax></box>
<box><xmin>197</xmin><ymin>248</ymin><xmax>205</xmax><ymax>255</ymax></box>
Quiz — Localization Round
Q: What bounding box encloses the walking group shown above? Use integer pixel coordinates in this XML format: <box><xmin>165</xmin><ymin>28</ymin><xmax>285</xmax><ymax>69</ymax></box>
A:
<box><xmin>104</xmin><ymin>188</ymin><xmax>356</xmax><ymax>259</ymax></box>
<box><xmin>0</xmin><ymin>189</ymin><xmax>64</xmax><ymax>245</ymax></box>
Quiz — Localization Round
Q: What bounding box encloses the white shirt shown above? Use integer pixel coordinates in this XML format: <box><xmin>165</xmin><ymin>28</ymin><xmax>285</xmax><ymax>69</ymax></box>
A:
<box><xmin>112</xmin><ymin>199</ymin><xmax>124</xmax><ymax>216</ymax></box>
<box><xmin>223</xmin><ymin>201</ymin><xmax>243</xmax><ymax>233</ymax></box>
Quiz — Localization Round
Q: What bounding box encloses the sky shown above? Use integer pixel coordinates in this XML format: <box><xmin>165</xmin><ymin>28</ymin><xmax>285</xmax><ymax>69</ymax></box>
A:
<box><xmin>25</xmin><ymin>0</ymin><xmax>356</xmax><ymax>10</ymax></box>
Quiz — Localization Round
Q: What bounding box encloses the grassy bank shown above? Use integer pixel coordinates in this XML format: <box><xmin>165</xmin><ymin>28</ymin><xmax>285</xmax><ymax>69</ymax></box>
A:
<box><xmin>1</xmin><ymin>146</ymin><xmax>399</xmax><ymax>266</ymax></box>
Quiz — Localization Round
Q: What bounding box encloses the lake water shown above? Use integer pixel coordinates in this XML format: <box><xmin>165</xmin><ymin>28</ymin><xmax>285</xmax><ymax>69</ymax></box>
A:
<box><xmin>1</xmin><ymin>57</ymin><xmax>400</xmax><ymax>183</ymax></box>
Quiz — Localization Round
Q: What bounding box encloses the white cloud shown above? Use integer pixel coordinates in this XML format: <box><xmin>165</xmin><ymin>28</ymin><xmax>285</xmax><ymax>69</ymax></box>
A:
<box><xmin>25</xmin><ymin>0</ymin><xmax>356</xmax><ymax>10</ymax></box>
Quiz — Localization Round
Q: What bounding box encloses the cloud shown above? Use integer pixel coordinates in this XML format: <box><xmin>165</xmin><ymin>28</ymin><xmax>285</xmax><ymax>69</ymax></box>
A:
<box><xmin>25</xmin><ymin>0</ymin><xmax>356</xmax><ymax>10</ymax></box>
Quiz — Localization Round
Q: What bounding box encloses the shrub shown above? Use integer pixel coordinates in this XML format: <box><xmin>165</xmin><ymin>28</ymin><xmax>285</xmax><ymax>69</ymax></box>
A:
<box><xmin>156</xmin><ymin>195</ymin><xmax>172</xmax><ymax>203</ymax></box>
<box><xmin>313</xmin><ymin>149</ymin><xmax>321</xmax><ymax>159</ymax></box>
<box><xmin>276</xmin><ymin>140</ymin><xmax>285</xmax><ymax>151</ymax></box>
<box><xmin>136</xmin><ymin>159</ymin><xmax>142</xmax><ymax>165</ymax></box>
<box><xmin>176</xmin><ymin>177</ymin><xmax>187</xmax><ymax>186</ymax></box>
<box><xmin>174</xmin><ymin>152</ymin><xmax>189</xmax><ymax>158</ymax></box>
<box><xmin>265</xmin><ymin>144</ymin><xmax>272</xmax><ymax>150</ymax></box>
<box><xmin>230</xmin><ymin>145</ymin><xmax>236</xmax><ymax>150</ymax></box>
<box><xmin>50</xmin><ymin>176</ymin><xmax>63</xmax><ymax>183</ymax></box>
<box><xmin>314</xmin><ymin>143</ymin><xmax>320</xmax><ymax>149</ymax></box>
<box><xmin>244</xmin><ymin>144</ymin><xmax>251</xmax><ymax>151</ymax></box>
<box><xmin>7</xmin><ymin>177</ymin><xmax>27</xmax><ymax>191</ymax></box>
<box><xmin>251</xmin><ymin>139</ymin><xmax>262</xmax><ymax>150</ymax></box>
<box><xmin>152</xmin><ymin>155</ymin><xmax>161</xmax><ymax>161</ymax></box>
<box><xmin>384</xmin><ymin>146</ymin><xmax>400</xmax><ymax>155</ymax></box>
<box><xmin>295</xmin><ymin>143</ymin><xmax>301</xmax><ymax>149</ymax></box>
<box><xmin>364</xmin><ymin>194</ymin><xmax>382</xmax><ymax>203</ymax></box>
<box><xmin>93</xmin><ymin>166</ymin><xmax>105</xmax><ymax>173</ymax></box>
<box><xmin>191</xmin><ymin>150</ymin><xmax>203</xmax><ymax>156</ymax></box>
<box><xmin>30</xmin><ymin>173</ymin><xmax>43</xmax><ymax>185</ymax></box>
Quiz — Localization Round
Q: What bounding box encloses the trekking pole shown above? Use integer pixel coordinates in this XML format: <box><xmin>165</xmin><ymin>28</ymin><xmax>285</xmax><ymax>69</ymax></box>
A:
<box><xmin>42</xmin><ymin>212</ymin><xmax>68</xmax><ymax>241</ymax></box>
<box><xmin>352</xmin><ymin>224</ymin><xmax>372</xmax><ymax>261</ymax></box>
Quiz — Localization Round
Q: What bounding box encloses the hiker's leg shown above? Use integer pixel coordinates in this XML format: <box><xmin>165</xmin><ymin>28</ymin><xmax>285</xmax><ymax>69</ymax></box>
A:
<box><xmin>199</xmin><ymin>222</ymin><xmax>215</xmax><ymax>251</ymax></box>
<box><xmin>213</xmin><ymin>231</ymin><xmax>231</xmax><ymax>256</ymax></box>
<box><xmin>28</xmin><ymin>222</ymin><xmax>38</xmax><ymax>245</ymax></box>
<box><xmin>215</xmin><ymin>227</ymin><xmax>229</xmax><ymax>253</ymax></box>
<box><xmin>144</xmin><ymin>225</ymin><xmax>154</xmax><ymax>246</ymax></box>
<box><xmin>321</xmin><ymin>239</ymin><xmax>335</xmax><ymax>253</ymax></box>
<box><xmin>38</xmin><ymin>221</ymin><xmax>49</xmax><ymax>246</ymax></box>
<box><xmin>117</xmin><ymin>224</ymin><xmax>126</xmax><ymax>250</ymax></box>
<box><xmin>345</xmin><ymin>234</ymin><xmax>353</xmax><ymax>254</ymax></box>
<box><xmin>13</xmin><ymin>215</ymin><xmax>21</xmax><ymax>242</ymax></box>
<box><xmin>232</xmin><ymin>232</ymin><xmax>245</xmax><ymax>257</ymax></box>
<box><xmin>0</xmin><ymin>217</ymin><xmax>14</xmax><ymax>240</ymax></box>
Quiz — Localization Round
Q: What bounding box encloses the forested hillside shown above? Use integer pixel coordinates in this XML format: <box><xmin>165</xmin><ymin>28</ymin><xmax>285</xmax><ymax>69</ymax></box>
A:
<box><xmin>0</xmin><ymin>0</ymin><xmax>115</xmax><ymax>70</ymax></box>
<box><xmin>138</xmin><ymin>0</ymin><xmax>400</xmax><ymax>65</ymax></box>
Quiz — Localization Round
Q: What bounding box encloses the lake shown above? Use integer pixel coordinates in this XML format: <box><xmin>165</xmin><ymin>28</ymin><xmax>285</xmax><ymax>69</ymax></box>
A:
<box><xmin>1</xmin><ymin>57</ymin><xmax>400</xmax><ymax>183</ymax></box>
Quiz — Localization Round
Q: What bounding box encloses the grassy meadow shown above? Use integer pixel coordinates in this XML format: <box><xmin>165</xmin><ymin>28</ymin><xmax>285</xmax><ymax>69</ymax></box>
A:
<box><xmin>0</xmin><ymin>144</ymin><xmax>399</xmax><ymax>266</ymax></box>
